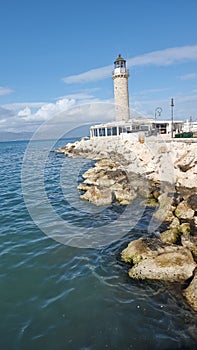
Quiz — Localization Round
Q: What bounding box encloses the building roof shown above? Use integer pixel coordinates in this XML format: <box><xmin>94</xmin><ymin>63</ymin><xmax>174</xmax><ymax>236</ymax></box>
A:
<box><xmin>114</xmin><ymin>54</ymin><xmax>125</xmax><ymax>63</ymax></box>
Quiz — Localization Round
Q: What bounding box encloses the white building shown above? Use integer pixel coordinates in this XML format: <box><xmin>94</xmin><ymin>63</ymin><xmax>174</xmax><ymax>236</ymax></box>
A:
<box><xmin>89</xmin><ymin>55</ymin><xmax>193</xmax><ymax>140</ymax></box>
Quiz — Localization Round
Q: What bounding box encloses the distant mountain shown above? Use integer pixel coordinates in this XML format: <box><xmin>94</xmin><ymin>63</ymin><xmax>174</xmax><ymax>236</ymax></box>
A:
<box><xmin>0</xmin><ymin>132</ymin><xmax>33</xmax><ymax>142</ymax></box>
<box><xmin>0</xmin><ymin>124</ymin><xmax>91</xmax><ymax>142</ymax></box>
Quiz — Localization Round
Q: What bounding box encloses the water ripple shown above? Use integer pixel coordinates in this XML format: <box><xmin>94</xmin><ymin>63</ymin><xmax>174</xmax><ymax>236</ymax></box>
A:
<box><xmin>0</xmin><ymin>140</ymin><xmax>197</xmax><ymax>350</ymax></box>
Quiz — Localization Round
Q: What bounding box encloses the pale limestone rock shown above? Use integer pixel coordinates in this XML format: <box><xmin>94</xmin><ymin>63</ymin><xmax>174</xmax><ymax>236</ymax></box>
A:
<box><xmin>175</xmin><ymin>201</ymin><xmax>195</xmax><ymax>220</ymax></box>
<box><xmin>153</xmin><ymin>193</ymin><xmax>175</xmax><ymax>222</ymax></box>
<box><xmin>181</xmin><ymin>234</ymin><xmax>197</xmax><ymax>256</ymax></box>
<box><xmin>160</xmin><ymin>228</ymin><xmax>180</xmax><ymax>244</ymax></box>
<box><xmin>77</xmin><ymin>183</ymin><xmax>90</xmax><ymax>192</ymax></box>
<box><xmin>80</xmin><ymin>186</ymin><xmax>112</xmax><ymax>206</ymax></box>
<box><xmin>121</xmin><ymin>238</ymin><xmax>196</xmax><ymax>282</ymax></box>
<box><xmin>128</xmin><ymin>249</ymin><xmax>195</xmax><ymax>281</ymax></box>
<box><xmin>113</xmin><ymin>188</ymin><xmax>137</xmax><ymax>205</ymax></box>
<box><xmin>179</xmin><ymin>222</ymin><xmax>191</xmax><ymax>235</ymax></box>
<box><xmin>169</xmin><ymin>216</ymin><xmax>180</xmax><ymax>229</ymax></box>
<box><xmin>95</xmin><ymin>158</ymin><xmax>116</xmax><ymax>169</ymax></box>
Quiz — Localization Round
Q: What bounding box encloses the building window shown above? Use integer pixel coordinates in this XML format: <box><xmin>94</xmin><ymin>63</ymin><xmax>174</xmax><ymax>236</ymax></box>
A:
<box><xmin>99</xmin><ymin>128</ymin><xmax>105</xmax><ymax>136</ymax></box>
<box><xmin>112</xmin><ymin>127</ymin><xmax>117</xmax><ymax>136</ymax></box>
<box><xmin>107</xmin><ymin>128</ymin><xmax>112</xmax><ymax>136</ymax></box>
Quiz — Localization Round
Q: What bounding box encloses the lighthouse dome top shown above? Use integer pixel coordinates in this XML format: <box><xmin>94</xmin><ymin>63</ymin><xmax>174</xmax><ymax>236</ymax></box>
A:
<box><xmin>114</xmin><ymin>54</ymin><xmax>126</xmax><ymax>65</ymax></box>
<box><xmin>114</xmin><ymin>54</ymin><xmax>126</xmax><ymax>64</ymax></box>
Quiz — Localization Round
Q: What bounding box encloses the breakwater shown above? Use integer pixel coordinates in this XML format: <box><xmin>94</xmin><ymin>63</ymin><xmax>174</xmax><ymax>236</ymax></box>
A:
<box><xmin>57</xmin><ymin>136</ymin><xmax>197</xmax><ymax>311</ymax></box>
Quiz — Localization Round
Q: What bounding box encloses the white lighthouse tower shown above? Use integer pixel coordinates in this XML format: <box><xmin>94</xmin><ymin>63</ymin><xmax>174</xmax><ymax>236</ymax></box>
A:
<box><xmin>112</xmin><ymin>54</ymin><xmax>130</xmax><ymax>122</ymax></box>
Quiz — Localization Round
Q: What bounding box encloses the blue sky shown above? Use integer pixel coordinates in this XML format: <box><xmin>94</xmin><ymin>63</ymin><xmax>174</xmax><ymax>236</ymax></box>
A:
<box><xmin>1</xmin><ymin>0</ymin><xmax>197</xmax><ymax>137</ymax></box>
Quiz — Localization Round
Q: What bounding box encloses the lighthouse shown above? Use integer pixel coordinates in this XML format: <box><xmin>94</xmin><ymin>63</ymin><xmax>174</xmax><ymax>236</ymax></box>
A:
<box><xmin>112</xmin><ymin>54</ymin><xmax>130</xmax><ymax>122</ymax></box>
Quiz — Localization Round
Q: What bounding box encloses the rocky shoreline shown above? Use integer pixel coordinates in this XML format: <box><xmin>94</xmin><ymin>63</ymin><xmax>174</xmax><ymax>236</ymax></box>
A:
<box><xmin>57</xmin><ymin>136</ymin><xmax>197</xmax><ymax>311</ymax></box>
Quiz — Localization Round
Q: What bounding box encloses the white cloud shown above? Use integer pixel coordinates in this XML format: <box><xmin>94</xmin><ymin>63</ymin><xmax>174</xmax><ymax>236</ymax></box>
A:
<box><xmin>18</xmin><ymin>106</ymin><xmax>31</xmax><ymax>117</ymax></box>
<box><xmin>128</xmin><ymin>45</ymin><xmax>197</xmax><ymax>67</ymax></box>
<box><xmin>0</xmin><ymin>86</ymin><xmax>13</xmax><ymax>96</ymax></box>
<box><xmin>179</xmin><ymin>72</ymin><xmax>197</xmax><ymax>80</ymax></box>
<box><xmin>0</xmin><ymin>98</ymin><xmax>77</xmax><ymax>134</ymax></box>
<box><xmin>63</xmin><ymin>45</ymin><xmax>197</xmax><ymax>84</ymax></box>
<box><xmin>63</xmin><ymin>65</ymin><xmax>111</xmax><ymax>84</ymax></box>
<box><xmin>17</xmin><ymin>98</ymin><xmax>76</xmax><ymax>122</ymax></box>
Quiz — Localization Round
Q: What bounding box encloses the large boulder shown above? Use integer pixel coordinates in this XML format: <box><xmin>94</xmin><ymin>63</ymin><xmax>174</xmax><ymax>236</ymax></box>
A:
<box><xmin>121</xmin><ymin>238</ymin><xmax>196</xmax><ymax>282</ymax></box>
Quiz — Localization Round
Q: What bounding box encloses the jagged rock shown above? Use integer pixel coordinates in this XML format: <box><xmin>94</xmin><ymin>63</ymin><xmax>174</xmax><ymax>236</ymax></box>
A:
<box><xmin>96</xmin><ymin>176</ymin><xmax>116</xmax><ymax>187</ymax></box>
<box><xmin>175</xmin><ymin>200</ymin><xmax>195</xmax><ymax>220</ymax></box>
<box><xmin>77</xmin><ymin>183</ymin><xmax>90</xmax><ymax>192</ymax></box>
<box><xmin>113</xmin><ymin>188</ymin><xmax>137</xmax><ymax>205</ymax></box>
<box><xmin>187</xmin><ymin>194</ymin><xmax>197</xmax><ymax>211</ymax></box>
<box><xmin>169</xmin><ymin>216</ymin><xmax>180</xmax><ymax>229</ymax></box>
<box><xmin>153</xmin><ymin>193</ymin><xmax>175</xmax><ymax>222</ymax></box>
<box><xmin>140</xmin><ymin>197</ymin><xmax>158</xmax><ymax>207</ymax></box>
<box><xmin>175</xmin><ymin>151</ymin><xmax>196</xmax><ymax>172</ymax></box>
<box><xmin>95</xmin><ymin>158</ymin><xmax>116</xmax><ymax>169</ymax></box>
<box><xmin>183</xmin><ymin>269</ymin><xmax>197</xmax><ymax>311</ymax></box>
<box><xmin>160</xmin><ymin>228</ymin><xmax>180</xmax><ymax>244</ymax></box>
<box><xmin>179</xmin><ymin>222</ymin><xmax>191</xmax><ymax>235</ymax></box>
<box><xmin>181</xmin><ymin>234</ymin><xmax>197</xmax><ymax>259</ymax></box>
<box><xmin>80</xmin><ymin>186</ymin><xmax>112</xmax><ymax>206</ymax></box>
<box><xmin>121</xmin><ymin>238</ymin><xmax>196</xmax><ymax>282</ymax></box>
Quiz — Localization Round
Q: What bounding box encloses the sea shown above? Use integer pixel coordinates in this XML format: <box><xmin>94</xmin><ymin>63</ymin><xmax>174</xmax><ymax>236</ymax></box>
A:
<box><xmin>0</xmin><ymin>139</ymin><xmax>197</xmax><ymax>350</ymax></box>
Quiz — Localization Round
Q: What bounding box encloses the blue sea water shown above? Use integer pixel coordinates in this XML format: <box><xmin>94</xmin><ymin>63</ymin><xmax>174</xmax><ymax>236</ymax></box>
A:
<box><xmin>0</xmin><ymin>139</ymin><xmax>197</xmax><ymax>350</ymax></box>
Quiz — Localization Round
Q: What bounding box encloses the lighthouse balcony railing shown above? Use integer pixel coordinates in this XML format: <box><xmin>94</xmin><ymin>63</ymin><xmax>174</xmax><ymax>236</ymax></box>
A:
<box><xmin>112</xmin><ymin>68</ymin><xmax>129</xmax><ymax>76</ymax></box>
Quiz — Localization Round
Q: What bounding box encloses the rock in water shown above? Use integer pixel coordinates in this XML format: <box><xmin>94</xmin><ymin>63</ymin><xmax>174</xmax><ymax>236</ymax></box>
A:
<box><xmin>121</xmin><ymin>238</ymin><xmax>196</xmax><ymax>282</ymax></box>
<box><xmin>80</xmin><ymin>186</ymin><xmax>112</xmax><ymax>206</ymax></box>
<box><xmin>183</xmin><ymin>269</ymin><xmax>197</xmax><ymax>311</ymax></box>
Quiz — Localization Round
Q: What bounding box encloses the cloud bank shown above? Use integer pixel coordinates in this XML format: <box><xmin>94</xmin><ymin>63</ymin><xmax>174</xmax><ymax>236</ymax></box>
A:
<box><xmin>63</xmin><ymin>45</ymin><xmax>197</xmax><ymax>84</ymax></box>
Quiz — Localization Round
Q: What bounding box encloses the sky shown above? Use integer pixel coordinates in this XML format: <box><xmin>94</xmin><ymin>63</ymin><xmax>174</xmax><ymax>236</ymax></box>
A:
<box><xmin>0</xmin><ymin>0</ymin><xmax>197</xmax><ymax>139</ymax></box>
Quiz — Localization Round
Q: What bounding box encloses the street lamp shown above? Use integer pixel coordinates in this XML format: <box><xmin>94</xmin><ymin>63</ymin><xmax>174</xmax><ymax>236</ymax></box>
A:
<box><xmin>171</xmin><ymin>98</ymin><xmax>174</xmax><ymax>138</ymax></box>
<box><xmin>154</xmin><ymin>107</ymin><xmax>162</xmax><ymax>120</ymax></box>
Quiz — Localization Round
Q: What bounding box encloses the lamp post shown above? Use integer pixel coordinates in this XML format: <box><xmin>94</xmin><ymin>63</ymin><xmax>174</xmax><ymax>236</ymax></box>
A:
<box><xmin>154</xmin><ymin>107</ymin><xmax>162</xmax><ymax>120</ymax></box>
<box><xmin>171</xmin><ymin>98</ymin><xmax>174</xmax><ymax>138</ymax></box>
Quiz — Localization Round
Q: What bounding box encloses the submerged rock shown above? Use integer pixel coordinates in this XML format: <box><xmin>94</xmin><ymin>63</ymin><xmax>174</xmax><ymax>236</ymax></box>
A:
<box><xmin>183</xmin><ymin>269</ymin><xmax>197</xmax><ymax>312</ymax></box>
